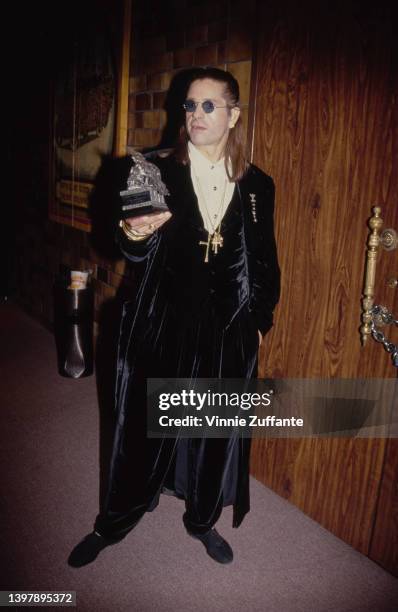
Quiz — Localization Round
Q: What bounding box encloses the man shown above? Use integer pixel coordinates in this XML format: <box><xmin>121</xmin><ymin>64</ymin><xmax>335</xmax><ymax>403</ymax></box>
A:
<box><xmin>69</xmin><ymin>67</ymin><xmax>280</xmax><ymax>567</ymax></box>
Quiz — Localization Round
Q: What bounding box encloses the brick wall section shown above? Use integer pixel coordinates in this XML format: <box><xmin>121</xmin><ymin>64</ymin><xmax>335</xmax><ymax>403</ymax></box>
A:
<box><xmin>15</xmin><ymin>0</ymin><xmax>255</xmax><ymax>337</ymax></box>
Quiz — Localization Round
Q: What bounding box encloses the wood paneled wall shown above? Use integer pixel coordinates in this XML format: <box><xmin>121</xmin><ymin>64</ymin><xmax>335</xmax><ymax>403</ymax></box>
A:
<box><xmin>248</xmin><ymin>0</ymin><xmax>397</xmax><ymax>572</ymax></box>
<box><xmin>252</xmin><ymin>1</ymin><xmax>397</xmax><ymax>380</ymax></box>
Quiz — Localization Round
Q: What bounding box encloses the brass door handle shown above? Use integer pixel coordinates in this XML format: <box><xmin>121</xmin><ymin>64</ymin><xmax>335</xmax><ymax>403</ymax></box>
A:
<box><xmin>360</xmin><ymin>207</ymin><xmax>383</xmax><ymax>345</ymax></box>
<box><xmin>360</xmin><ymin>207</ymin><xmax>397</xmax><ymax>346</ymax></box>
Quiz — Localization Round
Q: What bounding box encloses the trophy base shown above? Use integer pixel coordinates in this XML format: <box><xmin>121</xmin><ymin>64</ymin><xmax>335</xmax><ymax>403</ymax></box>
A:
<box><xmin>120</xmin><ymin>187</ymin><xmax>169</xmax><ymax>219</ymax></box>
<box><xmin>120</xmin><ymin>203</ymin><xmax>169</xmax><ymax>219</ymax></box>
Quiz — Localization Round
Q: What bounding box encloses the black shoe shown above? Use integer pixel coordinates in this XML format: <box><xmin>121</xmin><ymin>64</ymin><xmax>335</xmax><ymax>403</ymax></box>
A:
<box><xmin>187</xmin><ymin>528</ymin><xmax>233</xmax><ymax>564</ymax></box>
<box><xmin>68</xmin><ymin>532</ymin><xmax>123</xmax><ymax>568</ymax></box>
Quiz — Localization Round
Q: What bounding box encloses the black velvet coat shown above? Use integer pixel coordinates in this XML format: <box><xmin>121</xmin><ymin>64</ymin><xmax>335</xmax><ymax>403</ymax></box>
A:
<box><xmin>94</xmin><ymin>153</ymin><xmax>280</xmax><ymax>539</ymax></box>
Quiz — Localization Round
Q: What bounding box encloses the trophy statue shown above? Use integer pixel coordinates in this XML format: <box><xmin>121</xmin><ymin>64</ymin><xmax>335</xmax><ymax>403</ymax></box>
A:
<box><xmin>119</xmin><ymin>151</ymin><xmax>170</xmax><ymax>219</ymax></box>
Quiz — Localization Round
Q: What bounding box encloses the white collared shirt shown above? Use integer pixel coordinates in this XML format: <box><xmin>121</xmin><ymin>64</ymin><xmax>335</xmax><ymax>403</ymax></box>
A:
<box><xmin>188</xmin><ymin>141</ymin><xmax>235</xmax><ymax>234</ymax></box>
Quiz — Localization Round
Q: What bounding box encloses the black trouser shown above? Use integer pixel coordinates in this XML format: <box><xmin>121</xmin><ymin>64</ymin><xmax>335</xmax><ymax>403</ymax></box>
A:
<box><xmin>94</xmin><ymin>430</ymin><xmax>240</xmax><ymax>539</ymax></box>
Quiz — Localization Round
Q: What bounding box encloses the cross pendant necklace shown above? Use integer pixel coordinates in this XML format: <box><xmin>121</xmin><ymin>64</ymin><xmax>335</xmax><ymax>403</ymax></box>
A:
<box><xmin>211</xmin><ymin>230</ymin><xmax>223</xmax><ymax>254</ymax></box>
<box><xmin>192</xmin><ymin>161</ymin><xmax>229</xmax><ymax>263</ymax></box>
<box><xmin>199</xmin><ymin>234</ymin><xmax>211</xmax><ymax>263</ymax></box>
<box><xmin>196</xmin><ymin>189</ymin><xmax>227</xmax><ymax>262</ymax></box>
<box><xmin>199</xmin><ymin>229</ymin><xmax>224</xmax><ymax>262</ymax></box>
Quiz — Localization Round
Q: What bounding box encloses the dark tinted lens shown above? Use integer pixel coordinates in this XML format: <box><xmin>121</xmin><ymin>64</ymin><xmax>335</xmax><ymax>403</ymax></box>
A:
<box><xmin>183</xmin><ymin>99</ymin><xmax>196</xmax><ymax>112</ymax></box>
<box><xmin>202</xmin><ymin>100</ymin><xmax>215</xmax><ymax>113</ymax></box>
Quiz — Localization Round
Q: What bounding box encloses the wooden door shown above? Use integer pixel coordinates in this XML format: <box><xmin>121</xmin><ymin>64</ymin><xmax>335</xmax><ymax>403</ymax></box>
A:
<box><xmin>249</xmin><ymin>0</ymin><xmax>397</xmax><ymax>574</ymax></box>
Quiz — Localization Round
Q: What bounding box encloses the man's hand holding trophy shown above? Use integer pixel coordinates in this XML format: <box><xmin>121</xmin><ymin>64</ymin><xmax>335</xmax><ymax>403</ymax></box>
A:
<box><xmin>119</xmin><ymin>151</ymin><xmax>172</xmax><ymax>241</ymax></box>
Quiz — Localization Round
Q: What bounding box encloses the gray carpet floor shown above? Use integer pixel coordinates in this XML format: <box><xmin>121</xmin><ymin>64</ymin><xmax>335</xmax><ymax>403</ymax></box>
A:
<box><xmin>1</xmin><ymin>303</ymin><xmax>397</xmax><ymax>611</ymax></box>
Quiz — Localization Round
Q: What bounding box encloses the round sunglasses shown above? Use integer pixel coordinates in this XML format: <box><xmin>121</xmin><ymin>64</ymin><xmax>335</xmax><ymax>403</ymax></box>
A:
<box><xmin>183</xmin><ymin>99</ymin><xmax>229</xmax><ymax>114</ymax></box>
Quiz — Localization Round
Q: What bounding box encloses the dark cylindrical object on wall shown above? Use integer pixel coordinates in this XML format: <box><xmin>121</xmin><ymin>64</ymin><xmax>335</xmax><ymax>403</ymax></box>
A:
<box><xmin>54</xmin><ymin>284</ymin><xmax>94</xmax><ymax>378</ymax></box>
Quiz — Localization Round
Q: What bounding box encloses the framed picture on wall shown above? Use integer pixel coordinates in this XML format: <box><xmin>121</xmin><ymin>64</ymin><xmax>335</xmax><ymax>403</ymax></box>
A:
<box><xmin>49</xmin><ymin>0</ymin><xmax>131</xmax><ymax>231</ymax></box>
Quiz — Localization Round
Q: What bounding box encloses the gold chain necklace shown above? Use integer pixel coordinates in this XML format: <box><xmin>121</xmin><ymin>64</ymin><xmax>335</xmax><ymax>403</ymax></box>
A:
<box><xmin>193</xmin><ymin>169</ymin><xmax>228</xmax><ymax>263</ymax></box>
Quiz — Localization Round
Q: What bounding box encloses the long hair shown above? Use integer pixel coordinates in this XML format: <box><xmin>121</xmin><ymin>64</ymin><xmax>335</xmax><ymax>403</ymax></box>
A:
<box><xmin>174</xmin><ymin>67</ymin><xmax>249</xmax><ymax>182</ymax></box>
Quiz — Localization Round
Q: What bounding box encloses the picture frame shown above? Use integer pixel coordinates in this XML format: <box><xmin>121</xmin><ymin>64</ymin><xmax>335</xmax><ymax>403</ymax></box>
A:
<box><xmin>48</xmin><ymin>0</ymin><xmax>131</xmax><ymax>231</ymax></box>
